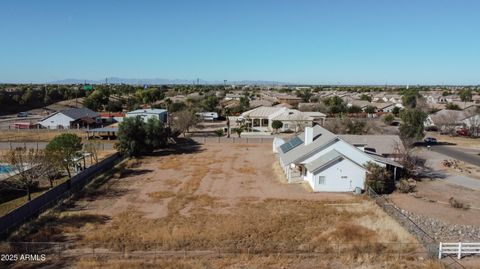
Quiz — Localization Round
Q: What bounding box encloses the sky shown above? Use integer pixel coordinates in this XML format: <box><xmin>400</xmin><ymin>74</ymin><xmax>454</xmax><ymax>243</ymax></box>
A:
<box><xmin>1</xmin><ymin>0</ymin><xmax>479</xmax><ymax>85</ymax></box>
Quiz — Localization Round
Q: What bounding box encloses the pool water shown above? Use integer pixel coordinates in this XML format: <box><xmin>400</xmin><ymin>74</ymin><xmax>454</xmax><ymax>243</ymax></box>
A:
<box><xmin>0</xmin><ymin>165</ymin><xmax>13</xmax><ymax>174</ymax></box>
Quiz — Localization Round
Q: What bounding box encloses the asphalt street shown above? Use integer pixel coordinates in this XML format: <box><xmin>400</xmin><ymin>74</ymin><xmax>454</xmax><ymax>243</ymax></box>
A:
<box><xmin>430</xmin><ymin>145</ymin><xmax>480</xmax><ymax>167</ymax></box>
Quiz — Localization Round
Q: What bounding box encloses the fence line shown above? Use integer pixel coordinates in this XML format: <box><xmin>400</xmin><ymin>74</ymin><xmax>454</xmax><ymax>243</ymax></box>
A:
<box><xmin>189</xmin><ymin>137</ymin><xmax>273</xmax><ymax>144</ymax></box>
<box><xmin>439</xmin><ymin>242</ymin><xmax>480</xmax><ymax>259</ymax></box>
<box><xmin>0</xmin><ymin>153</ymin><xmax>123</xmax><ymax>239</ymax></box>
<box><xmin>0</xmin><ymin>241</ymin><xmax>430</xmax><ymax>260</ymax></box>
<box><xmin>365</xmin><ymin>187</ymin><xmax>466</xmax><ymax>269</ymax></box>
<box><xmin>0</xmin><ymin>141</ymin><xmax>114</xmax><ymax>151</ymax></box>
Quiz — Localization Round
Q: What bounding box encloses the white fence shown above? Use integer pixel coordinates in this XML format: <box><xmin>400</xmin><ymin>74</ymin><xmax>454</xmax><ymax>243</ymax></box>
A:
<box><xmin>439</xmin><ymin>242</ymin><xmax>480</xmax><ymax>259</ymax></box>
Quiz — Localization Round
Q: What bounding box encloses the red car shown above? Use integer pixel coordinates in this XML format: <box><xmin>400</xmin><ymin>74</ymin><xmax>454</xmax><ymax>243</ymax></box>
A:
<box><xmin>456</xmin><ymin>128</ymin><xmax>470</xmax><ymax>136</ymax></box>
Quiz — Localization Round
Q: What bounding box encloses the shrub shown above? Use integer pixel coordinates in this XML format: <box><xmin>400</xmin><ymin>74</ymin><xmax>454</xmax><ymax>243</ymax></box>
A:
<box><xmin>382</xmin><ymin>113</ymin><xmax>395</xmax><ymax>125</ymax></box>
<box><xmin>449</xmin><ymin>197</ymin><xmax>470</xmax><ymax>209</ymax></box>
<box><xmin>214</xmin><ymin>129</ymin><xmax>224</xmax><ymax>137</ymax></box>
<box><xmin>271</xmin><ymin>120</ymin><xmax>283</xmax><ymax>133</ymax></box>
<box><xmin>396</xmin><ymin>179</ymin><xmax>416</xmax><ymax>193</ymax></box>
<box><xmin>365</xmin><ymin>162</ymin><xmax>391</xmax><ymax>194</ymax></box>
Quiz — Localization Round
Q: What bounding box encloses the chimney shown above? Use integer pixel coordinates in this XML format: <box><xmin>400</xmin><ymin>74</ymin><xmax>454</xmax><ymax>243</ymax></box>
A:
<box><xmin>304</xmin><ymin>127</ymin><xmax>313</xmax><ymax>145</ymax></box>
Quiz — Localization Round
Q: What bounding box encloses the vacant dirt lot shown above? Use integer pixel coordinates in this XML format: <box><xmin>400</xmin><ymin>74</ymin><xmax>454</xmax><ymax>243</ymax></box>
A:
<box><xmin>8</xmin><ymin>142</ymin><xmax>440</xmax><ymax>269</ymax></box>
<box><xmin>390</xmin><ymin>180</ymin><xmax>480</xmax><ymax>227</ymax></box>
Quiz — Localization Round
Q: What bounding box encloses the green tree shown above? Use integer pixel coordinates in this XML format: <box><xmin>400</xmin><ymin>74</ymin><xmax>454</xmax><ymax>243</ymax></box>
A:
<box><xmin>392</xmin><ymin>106</ymin><xmax>401</xmax><ymax>116</ymax></box>
<box><xmin>296</xmin><ymin>89</ymin><xmax>313</xmax><ymax>102</ymax></box>
<box><xmin>323</xmin><ymin>96</ymin><xmax>347</xmax><ymax>114</ymax></box>
<box><xmin>202</xmin><ymin>95</ymin><xmax>219</xmax><ymax>112</ymax></box>
<box><xmin>347</xmin><ymin>105</ymin><xmax>362</xmax><ymax>113</ymax></box>
<box><xmin>116</xmin><ymin>117</ymin><xmax>148</xmax><ymax>157</ymax></box>
<box><xmin>271</xmin><ymin>120</ymin><xmax>283</xmax><ymax>133</ymax></box>
<box><xmin>401</xmin><ymin>90</ymin><xmax>420</xmax><ymax>108</ymax></box>
<box><xmin>46</xmin><ymin>134</ymin><xmax>83</xmax><ymax>179</ymax></box>
<box><xmin>360</xmin><ymin>94</ymin><xmax>372</xmax><ymax>102</ymax></box>
<box><xmin>459</xmin><ymin>89</ymin><xmax>473</xmax><ymax>102</ymax></box>
<box><xmin>144</xmin><ymin>117</ymin><xmax>169</xmax><ymax>149</ymax></box>
<box><xmin>106</xmin><ymin>100</ymin><xmax>123</xmax><ymax>112</ymax></box>
<box><xmin>239</xmin><ymin>93</ymin><xmax>250</xmax><ymax>110</ymax></box>
<box><xmin>382</xmin><ymin>113</ymin><xmax>395</xmax><ymax>125</ymax></box>
<box><xmin>399</xmin><ymin>109</ymin><xmax>427</xmax><ymax>140</ymax></box>
<box><xmin>364</xmin><ymin>105</ymin><xmax>376</xmax><ymax>114</ymax></box>
<box><xmin>214</xmin><ymin>129</ymin><xmax>224</xmax><ymax>137</ymax></box>
<box><xmin>445</xmin><ymin>103</ymin><xmax>461</xmax><ymax>110</ymax></box>
<box><xmin>233</xmin><ymin>127</ymin><xmax>243</xmax><ymax>138</ymax></box>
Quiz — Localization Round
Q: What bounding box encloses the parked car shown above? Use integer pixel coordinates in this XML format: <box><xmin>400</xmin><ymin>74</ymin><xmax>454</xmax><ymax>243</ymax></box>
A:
<box><xmin>424</xmin><ymin>137</ymin><xmax>438</xmax><ymax>144</ymax></box>
<box><xmin>17</xmin><ymin>112</ymin><xmax>29</xmax><ymax>117</ymax></box>
<box><xmin>456</xmin><ymin>128</ymin><xmax>470</xmax><ymax>137</ymax></box>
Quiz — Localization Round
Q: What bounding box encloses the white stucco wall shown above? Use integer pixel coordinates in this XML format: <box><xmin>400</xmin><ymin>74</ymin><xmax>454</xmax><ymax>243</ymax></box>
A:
<box><xmin>305</xmin><ymin>159</ymin><xmax>367</xmax><ymax>192</ymax></box>
<box><xmin>39</xmin><ymin>113</ymin><xmax>73</xmax><ymax>129</ymax></box>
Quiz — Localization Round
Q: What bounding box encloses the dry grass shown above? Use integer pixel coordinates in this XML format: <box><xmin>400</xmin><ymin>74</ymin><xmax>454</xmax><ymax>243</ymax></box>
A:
<box><xmin>10</xmin><ymin>143</ymin><xmax>441</xmax><ymax>268</ymax></box>
<box><xmin>164</xmin><ymin>178</ymin><xmax>182</xmax><ymax>187</ymax></box>
<box><xmin>0</xmin><ymin>130</ymin><xmax>85</xmax><ymax>142</ymax></box>
<box><xmin>147</xmin><ymin>191</ymin><xmax>176</xmax><ymax>200</ymax></box>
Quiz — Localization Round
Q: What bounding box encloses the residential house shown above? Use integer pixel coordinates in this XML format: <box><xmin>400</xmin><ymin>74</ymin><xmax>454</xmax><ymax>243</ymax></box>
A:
<box><xmin>126</xmin><ymin>108</ymin><xmax>168</xmax><ymax>123</ymax></box>
<box><xmin>424</xmin><ymin>109</ymin><xmax>467</xmax><ymax>132</ymax></box>
<box><xmin>275</xmin><ymin>125</ymin><xmax>403</xmax><ymax>192</ymax></box>
<box><xmin>38</xmin><ymin>107</ymin><xmax>100</xmax><ymax>129</ymax></box>
<box><xmin>240</xmin><ymin>106</ymin><xmax>326</xmax><ymax>133</ymax></box>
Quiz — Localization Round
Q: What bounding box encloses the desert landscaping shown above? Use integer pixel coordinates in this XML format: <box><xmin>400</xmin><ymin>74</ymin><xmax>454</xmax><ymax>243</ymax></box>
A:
<box><xmin>3</xmin><ymin>142</ymin><xmax>443</xmax><ymax>269</ymax></box>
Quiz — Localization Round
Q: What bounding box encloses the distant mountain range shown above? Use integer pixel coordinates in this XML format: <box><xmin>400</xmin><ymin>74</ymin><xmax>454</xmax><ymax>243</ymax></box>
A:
<box><xmin>49</xmin><ymin>77</ymin><xmax>294</xmax><ymax>86</ymax></box>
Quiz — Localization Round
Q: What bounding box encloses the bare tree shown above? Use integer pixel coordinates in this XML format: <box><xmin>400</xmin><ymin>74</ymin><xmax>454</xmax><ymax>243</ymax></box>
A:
<box><xmin>172</xmin><ymin>110</ymin><xmax>198</xmax><ymax>137</ymax></box>
<box><xmin>433</xmin><ymin>111</ymin><xmax>461</xmax><ymax>135</ymax></box>
<box><xmin>393</xmin><ymin>138</ymin><xmax>422</xmax><ymax>179</ymax></box>
<box><xmin>1</xmin><ymin>148</ymin><xmax>49</xmax><ymax>201</ymax></box>
<box><xmin>84</xmin><ymin>141</ymin><xmax>99</xmax><ymax>164</ymax></box>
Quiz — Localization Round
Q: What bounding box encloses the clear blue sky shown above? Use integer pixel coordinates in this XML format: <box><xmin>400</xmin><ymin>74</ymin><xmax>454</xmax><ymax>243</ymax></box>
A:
<box><xmin>1</xmin><ymin>0</ymin><xmax>479</xmax><ymax>84</ymax></box>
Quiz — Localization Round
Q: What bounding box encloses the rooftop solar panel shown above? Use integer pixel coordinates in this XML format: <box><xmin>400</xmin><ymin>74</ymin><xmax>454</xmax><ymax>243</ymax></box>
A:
<box><xmin>279</xmin><ymin>136</ymin><xmax>303</xmax><ymax>153</ymax></box>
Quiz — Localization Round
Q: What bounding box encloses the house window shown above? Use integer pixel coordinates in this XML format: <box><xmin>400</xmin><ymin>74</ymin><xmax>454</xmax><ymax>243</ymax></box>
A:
<box><xmin>284</xmin><ymin>123</ymin><xmax>289</xmax><ymax>129</ymax></box>
<box><xmin>319</xmin><ymin>176</ymin><xmax>326</xmax><ymax>185</ymax></box>
<box><xmin>262</xmin><ymin>119</ymin><xmax>269</xmax><ymax>126</ymax></box>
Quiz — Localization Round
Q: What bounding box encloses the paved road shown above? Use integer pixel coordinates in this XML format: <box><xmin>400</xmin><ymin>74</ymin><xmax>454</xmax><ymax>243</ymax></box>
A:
<box><xmin>430</xmin><ymin>145</ymin><xmax>480</xmax><ymax>167</ymax></box>
<box><xmin>417</xmin><ymin>148</ymin><xmax>480</xmax><ymax>191</ymax></box>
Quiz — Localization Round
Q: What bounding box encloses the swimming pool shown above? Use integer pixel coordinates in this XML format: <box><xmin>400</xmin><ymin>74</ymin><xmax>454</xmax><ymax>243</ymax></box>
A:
<box><xmin>0</xmin><ymin>165</ymin><xmax>13</xmax><ymax>174</ymax></box>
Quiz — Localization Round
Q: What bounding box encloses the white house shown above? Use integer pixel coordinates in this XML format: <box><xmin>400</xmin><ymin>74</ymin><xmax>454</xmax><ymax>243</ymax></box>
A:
<box><xmin>275</xmin><ymin>125</ymin><xmax>403</xmax><ymax>192</ymax></box>
<box><xmin>126</xmin><ymin>109</ymin><xmax>168</xmax><ymax>123</ymax></box>
<box><xmin>240</xmin><ymin>106</ymin><xmax>326</xmax><ymax>133</ymax></box>
<box><xmin>38</xmin><ymin>107</ymin><xmax>100</xmax><ymax>129</ymax></box>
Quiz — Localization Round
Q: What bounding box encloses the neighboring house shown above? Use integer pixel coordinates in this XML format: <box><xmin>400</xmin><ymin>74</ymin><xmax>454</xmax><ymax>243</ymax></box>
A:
<box><xmin>38</xmin><ymin>107</ymin><xmax>100</xmax><ymax>129</ymax></box>
<box><xmin>275</xmin><ymin>125</ymin><xmax>403</xmax><ymax>192</ymax></box>
<box><xmin>126</xmin><ymin>109</ymin><xmax>168</xmax><ymax>123</ymax></box>
<box><xmin>371</xmin><ymin>102</ymin><xmax>402</xmax><ymax>113</ymax></box>
<box><xmin>424</xmin><ymin>109</ymin><xmax>467</xmax><ymax>131</ymax></box>
<box><xmin>224</xmin><ymin>93</ymin><xmax>243</xmax><ymax>101</ymax></box>
<box><xmin>99</xmin><ymin>112</ymin><xmax>125</xmax><ymax>124</ymax></box>
<box><xmin>240</xmin><ymin>106</ymin><xmax>326</xmax><ymax>133</ymax></box>
<box><xmin>346</xmin><ymin>100</ymin><xmax>371</xmax><ymax>111</ymax></box>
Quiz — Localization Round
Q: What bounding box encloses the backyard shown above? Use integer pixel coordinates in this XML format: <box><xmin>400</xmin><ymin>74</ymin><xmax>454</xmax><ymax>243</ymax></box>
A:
<box><xmin>6</xmin><ymin>142</ymin><xmax>441</xmax><ymax>269</ymax></box>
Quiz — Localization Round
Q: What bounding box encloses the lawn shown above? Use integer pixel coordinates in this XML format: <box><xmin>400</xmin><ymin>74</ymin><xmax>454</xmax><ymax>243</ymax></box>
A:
<box><xmin>8</xmin><ymin>142</ymin><xmax>442</xmax><ymax>269</ymax></box>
